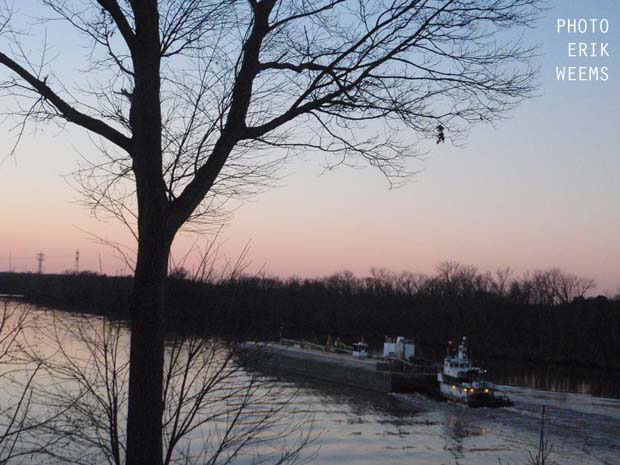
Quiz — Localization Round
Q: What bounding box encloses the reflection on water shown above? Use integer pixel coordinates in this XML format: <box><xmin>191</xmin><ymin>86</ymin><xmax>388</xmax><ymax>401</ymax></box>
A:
<box><xmin>486</xmin><ymin>361</ymin><xmax>620</xmax><ymax>400</ymax></box>
<box><xmin>1</xmin><ymin>302</ymin><xmax>620</xmax><ymax>465</ymax></box>
<box><xmin>1</xmin><ymin>303</ymin><xmax>315</xmax><ymax>465</ymax></box>
<box><xmin>263</xmin><ymin>370</ymin><xmax>620</xmax><ymax>465</ymax></box>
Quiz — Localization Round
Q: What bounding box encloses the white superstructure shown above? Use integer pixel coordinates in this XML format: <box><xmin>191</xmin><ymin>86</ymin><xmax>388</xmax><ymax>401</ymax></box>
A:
<box><xmin>352</xmin><ymin>341</ymin><xmax>369</xmax><ymax>358</ymax></box>
<box><xmin>437</xmin><ymin>337</ymin><xmax>512</xmax><ymax>407</ymax></box>
<box><xmin>383</xmin><ymin>336</ymin><xmax>416</xmax><ymax>360</ymax></box>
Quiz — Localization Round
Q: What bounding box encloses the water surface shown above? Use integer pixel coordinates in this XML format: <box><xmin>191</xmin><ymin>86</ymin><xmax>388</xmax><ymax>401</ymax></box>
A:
<box><xmin>1</xmin><ymin>302</ymin><xmax>618</xmax><ymax>465</ymax></box>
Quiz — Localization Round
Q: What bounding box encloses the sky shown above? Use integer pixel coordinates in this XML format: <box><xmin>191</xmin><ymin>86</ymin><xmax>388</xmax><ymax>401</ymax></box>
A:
<box><xmin>1</xmin><ymin>0</ymin><xmax>619</xmax><ymax>293</ymax></box>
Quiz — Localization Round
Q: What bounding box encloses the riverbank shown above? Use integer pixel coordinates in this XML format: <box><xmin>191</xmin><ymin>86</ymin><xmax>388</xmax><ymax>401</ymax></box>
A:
<box><xmin>1</xmin><ymin>271</ymin><xmax>619</xmax><ymax>370</ymax></box>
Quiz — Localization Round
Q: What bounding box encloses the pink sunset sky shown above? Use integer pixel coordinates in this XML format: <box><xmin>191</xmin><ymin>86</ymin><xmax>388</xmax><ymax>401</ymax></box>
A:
<box><xmin>1</xmin><ymin>1</ymin><xmax>619</xmax><ymax>293</ymax></box>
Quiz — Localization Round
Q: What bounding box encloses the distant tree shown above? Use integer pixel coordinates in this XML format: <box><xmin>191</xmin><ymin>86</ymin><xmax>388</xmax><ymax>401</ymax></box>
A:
<box><xmin>525</xmin><ymin>268</ymin><xmax>595</xmax><ymax>305</ymax></box>
<box><xmin>0</xmin><ymin>1</ymin><xmax>541</xmax><ymax>464</ymax></box>
<box><xmin>435</xmin><ymin>261</ymin><xmax>480</xmax><ymax>299</ymax></box>
<box><xmin>490</xmin><ymin>267</ymin><xmax>513</xmax><ymax>298</ymax></box>
<box><xmin>394</xmin><ymin>271</ymin><xmax>428</xmax><ymax>297</ymax></box>
<box><xmin>547</xmin><ymin>268</ymin><xmax>595</xmax><ymax>305</ymax></box>
<box><xmin>509</xmin><ymin>279</ymin><xmax>532</xmax><ymax>305</ymax></box>
<box><xmin>325</xmin><ymin>271</ymin><xmax>359</xmax><ymax>295</ymax></box>
<box><xmin>366</xmin><ymin>267</ymin><xmax>397</xmax><ymax>295</ymax></box>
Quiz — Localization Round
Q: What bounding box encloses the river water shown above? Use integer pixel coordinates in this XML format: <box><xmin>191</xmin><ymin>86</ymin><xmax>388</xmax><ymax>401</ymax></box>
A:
<box><xmin>1</xmin><ymin>303</ymin><xmax>618</xmax><ymax>465</ymax></box>
<box><xmin>283</xmin><ymin>380</ymin><xmax>620</xmax><ymax>465</ymax></box>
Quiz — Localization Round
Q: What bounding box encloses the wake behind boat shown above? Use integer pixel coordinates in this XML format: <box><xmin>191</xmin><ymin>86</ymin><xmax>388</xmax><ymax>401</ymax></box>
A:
<box><xmin>437</xmin><ymin>336</ymin><xmax>513</xmax><ymax>408</ymax></box>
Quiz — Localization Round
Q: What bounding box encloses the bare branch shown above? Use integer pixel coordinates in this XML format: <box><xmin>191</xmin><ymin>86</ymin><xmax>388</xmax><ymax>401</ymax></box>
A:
<box><xmin>0</xmin><ymin>51</ymin><xmax>131</xmax><ymax>151</ymax></box>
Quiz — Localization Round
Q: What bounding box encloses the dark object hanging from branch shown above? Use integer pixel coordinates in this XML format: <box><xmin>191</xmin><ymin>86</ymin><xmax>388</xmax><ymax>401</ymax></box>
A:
<box><xmin>436</xmin><ymin>125</ymin><xmax>445</xmax><ymax>144</ymax></box>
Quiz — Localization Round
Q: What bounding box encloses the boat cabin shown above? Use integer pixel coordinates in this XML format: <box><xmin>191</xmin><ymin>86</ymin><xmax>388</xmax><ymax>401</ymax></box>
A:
<box><xmin>383</xmin><ymin>336</ymin><xmax>416</xmax><ymax>360</ymax></box>
<box><xmin>442</xmin><ymin>337</ymin><xmax>474</xmax><ymax>378</ymax></box>
<box><xmin>352</xmin><ymin>342</ymin><xmax>368</xmax><ymax>358</ymax></box>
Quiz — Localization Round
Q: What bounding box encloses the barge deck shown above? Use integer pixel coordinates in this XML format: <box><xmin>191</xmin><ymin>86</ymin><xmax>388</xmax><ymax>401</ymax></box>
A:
<box><xmin>238</xmin><ymin>340</ymin><xmax>438</xmax><ymax>394</ymax></box>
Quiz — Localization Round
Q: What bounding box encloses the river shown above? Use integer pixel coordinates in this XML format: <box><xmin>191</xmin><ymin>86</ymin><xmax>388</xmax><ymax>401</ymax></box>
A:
<box><xmin>0</xmin><ymin>302</ymin><xmax>618</xmax><ymax>465</ymax></box>
<box><xmin>283</xmin><ymin>380</ymin><xmax>620</xmax><ymax>464</ymax></box>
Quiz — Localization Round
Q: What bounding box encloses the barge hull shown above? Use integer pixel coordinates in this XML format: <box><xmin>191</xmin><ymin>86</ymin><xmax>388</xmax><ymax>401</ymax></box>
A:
<box><xmin>238</xmin><ymin>344</ymin><xmax>437</xmax><ymax>394</ymax></box>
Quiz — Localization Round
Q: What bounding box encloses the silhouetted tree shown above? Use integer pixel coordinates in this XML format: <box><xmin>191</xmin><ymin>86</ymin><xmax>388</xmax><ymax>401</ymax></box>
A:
<box><xmin>490</xmin><ymin>267</ymin><xmax>513</xmax><ymax>298</ymax></box>
<box><xmin>0</xmin><ymin>300</ymin><xmax>33</xmax><ymax>462</ymax></box>
<box><xmin>0</xmin><ymin>300</ymin><xmax>60</xmax><ymax>462</ymax></box>
<box><xmin>523</xmin><ymin>269</ymin><xmax>595</xmax><ymax>306</ymax></box>
<box><xmin>19</xmin><ymin>311</ymin><xmax>313</xmax><ymax>465</ymax></box>
<box><xmin>0</xmin><ymin>2</ymin><xmax>541</xmax><ymax>464</ymax></box>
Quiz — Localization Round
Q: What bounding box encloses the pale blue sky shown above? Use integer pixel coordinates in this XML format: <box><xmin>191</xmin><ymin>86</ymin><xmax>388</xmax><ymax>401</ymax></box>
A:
<box><xmin>1</xmin><ymin>0</ymin><xmax>618</xmax><ymax>293</ymax></box>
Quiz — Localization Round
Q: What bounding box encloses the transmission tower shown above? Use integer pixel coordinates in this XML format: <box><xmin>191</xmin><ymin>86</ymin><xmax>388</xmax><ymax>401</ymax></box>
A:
<box><xmin>36</xmin><ymin>252</ymin><xmax>45</xmax><ymax>274</ymax></box>
<box><xmin>75</xmin><ymin>250</ymin><xmax>80</xmax><ymax>274</ymax></box>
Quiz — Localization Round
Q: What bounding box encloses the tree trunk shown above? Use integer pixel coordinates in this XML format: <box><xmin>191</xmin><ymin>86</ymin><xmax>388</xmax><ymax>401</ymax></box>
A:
<box><xmin>125</xmin><ymin>222</ymin><xmax>171</xmax><ymax>465</ymax></box>
<box><xmin>124</xmin><ymin>4</ymin><xmax>167</xmax><ymax>463</ymax></box>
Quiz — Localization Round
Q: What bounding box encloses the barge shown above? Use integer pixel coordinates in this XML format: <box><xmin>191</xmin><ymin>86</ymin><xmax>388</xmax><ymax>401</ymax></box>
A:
<box><xmin>238</xmin><ymin>336</ymin><xmax>438</xmax><ymax>394</ymax></box>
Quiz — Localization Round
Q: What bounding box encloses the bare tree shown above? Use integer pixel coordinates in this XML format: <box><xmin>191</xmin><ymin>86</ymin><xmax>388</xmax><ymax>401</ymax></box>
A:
<box><xmin>490</xmin><ymin>267</ymin><xmax>513</xmax><ymax>298</ymax></box>
<box><xmin>0</xmin><ymin>1</ymin><xmax>541</xmax><ymax>463</ymax></box>
<box><xmin>0</xmin><ymin>299</ymin><xmax>29</xmax><ymax>463</ymax></box>
<box><xmin>524</xmin><ymin>268</ymin><xmax>595</xmax><ymax>306</ymax></box>
<box><xmin>21</xmin><ymin>312</ymin><xmax>314</xmax><ymax>465</ymax></box>
<box><xmin>546</xmin><ymin>268</ymin><xmax>595</xmax><ymax>305</ymax></box>
<box><xmin>499</xmin><ymin>406</ymin><xmax>556</xmax><ymax>465</ymax></box>
<box><xmin>0</xmin><ymin>299</ymin><xmax>46</xmax><ymax>464</ymax></box>
<box><xmin>435</xmin><ymin>261</ymin><xmax>480</xmax><ymax>298</ymax></box>
<box><xmin>394</xmin><ymin>271</ymin><xmax>429</xmax><ymax>297</ymax></box>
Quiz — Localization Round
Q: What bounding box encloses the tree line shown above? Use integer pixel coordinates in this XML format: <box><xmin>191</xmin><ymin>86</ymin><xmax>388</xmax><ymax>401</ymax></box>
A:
<box><xmin>1</xmin><ymin>262</ymin><xmax>618</xmax><ymax>368</ymax></box>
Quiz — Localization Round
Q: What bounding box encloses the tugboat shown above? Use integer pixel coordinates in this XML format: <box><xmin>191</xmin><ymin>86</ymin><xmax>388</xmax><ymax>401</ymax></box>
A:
<box><xmin>437</xmin><ymin>337</ymin><xmax>513</xmax><ymax>408</ymax></box>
